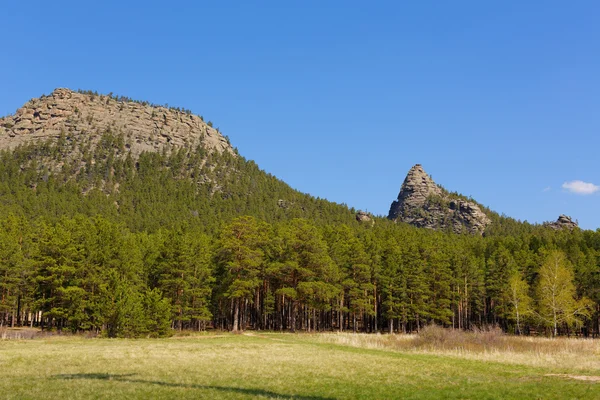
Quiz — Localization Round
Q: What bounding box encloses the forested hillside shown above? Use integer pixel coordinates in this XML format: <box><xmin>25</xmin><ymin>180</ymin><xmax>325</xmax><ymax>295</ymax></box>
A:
<box><xmin>0</xmin><ymin>90</ymin><xmax>599</xmax><ymax>338</ymax></box>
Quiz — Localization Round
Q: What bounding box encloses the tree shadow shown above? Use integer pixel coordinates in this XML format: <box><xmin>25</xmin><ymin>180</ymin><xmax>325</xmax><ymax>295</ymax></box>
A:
<box><xmin>54</xmin><ymin>373</ymin><xmax>336</xmax><ymax>399</ymax></box>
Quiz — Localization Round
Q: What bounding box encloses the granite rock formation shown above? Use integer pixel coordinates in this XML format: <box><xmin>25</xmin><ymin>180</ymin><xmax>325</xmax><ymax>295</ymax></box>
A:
<box><xmin>388</xmin><ymin>164</ymin><xmax>491</xmax><ymax>235</ymax></box>
<box><xmin>546</xmin><ymin>215</ymin><xmax>578</xmax><ymax>230</ymax></box>
<box><xmin>0</xmin><ymin>88</ymin><xmax>232</xmax><ymax>157</ymax></box>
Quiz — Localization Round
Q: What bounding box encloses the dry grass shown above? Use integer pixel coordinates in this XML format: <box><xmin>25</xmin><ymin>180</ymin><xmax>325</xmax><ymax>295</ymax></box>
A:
<box><xmin>311</xmin><ymin>325</ymin><xmax>600</xmax><ymax>371</ymax></box>
<box><xmin>0</xmin><ymin>327</ymin><xmax>44</xmax><ymax>340</ymax></box>
<box><xmin>0</xmin><ymin>326</ymin><xmax>93</xmax><ymax>340</ymax></box>
<box><xmin>2</xmin><ymin>332</ymin><xmax>600</xmax><ymax>398</ymax></box>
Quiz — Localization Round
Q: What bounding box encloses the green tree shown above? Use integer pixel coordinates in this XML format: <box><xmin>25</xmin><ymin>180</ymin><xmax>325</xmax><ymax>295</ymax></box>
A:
<box><xmin>536</xmin><ymin>250</ymin><xmax>592</xmax><ymax>336</ymax></box>
<box><xmin>485</xmin><ymin>246</ymin><xmax>516</xmax><ymax>325</ymax></box>
<box><xmin>33</xmin><ymin>218</ymin><xmax>89</xmax><ymax>331</ymax></box>
<box><xmin>380</xmin><ymin>236</ymin><xmax>406</xmax><ymax>333</ymax></box>
<box><xmin>217</xmin><ymin>216</ymin><xmax>269</xmax><ymax>332</ymax></box>
<box><xmin>505</xmin><ymin>272</ymin><xmax>533</xmax><ymax>335</ymax></box>
<box><xmin>326</xmin><ymin>225</ymin><xmax>373</xmax><ymax>332</ymax></box>
<box><xmin>276</xmin><ymin>219</ymin><xmax>338</xmax><ymax>332</ymax></box>
<box><xmin>155</xmin><ymin>231</ymin><xmax>214</xmax><ymax>330</ymax></box>
<box><xmin>142</xmin><ymin>288</ymin><xmax>173</xmax><ymax>337</ymax></box>
<box><xmin>0</xmin><ymin>215</ymin><xmax>32</xmax><ymax>327</ymax></box>
<box><xmin>421</xmin><ymin>234</ymin><xmax>453</xmax><ymax>326</ymax></box>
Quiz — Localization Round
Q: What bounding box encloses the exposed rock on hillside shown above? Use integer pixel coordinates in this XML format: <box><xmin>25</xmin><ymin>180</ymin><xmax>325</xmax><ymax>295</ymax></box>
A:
<box><xmin>546</xmin><ymin>215</ymin><xmax>578</xmax><ymax>230</ymax></box>
<box><xmin>356</xmin><ymin>210</ymin><xmax>374</xmax><ymax>224</ymax></box>
<box><xmin>0</xmin><ymin>88</ymin><xmax>232</xmax><ymax>156</ymax></box>
<box><xmin>387</xmin><ymin>164</ymin><xmax>491</xmax><ymax>235</ymax></box>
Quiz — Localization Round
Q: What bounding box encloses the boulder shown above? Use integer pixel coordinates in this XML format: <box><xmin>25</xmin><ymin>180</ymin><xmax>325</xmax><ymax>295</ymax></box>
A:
<box><xmin>356</xmin><ymin>211</ymin><xmax>374</xmax><ymax>224</ymax></box>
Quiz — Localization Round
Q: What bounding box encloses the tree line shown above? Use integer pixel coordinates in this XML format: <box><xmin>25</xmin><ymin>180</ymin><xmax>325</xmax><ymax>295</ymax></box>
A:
<box><xmin>1</xmin><ymin>213</ymin><xmax>598</xmax><ymax>337</ymax></box>
<box><xmin>0</xmin><ymin>128</ymin><xmax>598</xmax><ymax>337</ymax></box>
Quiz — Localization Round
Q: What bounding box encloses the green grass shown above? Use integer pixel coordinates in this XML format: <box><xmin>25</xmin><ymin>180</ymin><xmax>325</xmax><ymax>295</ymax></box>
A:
<box><xmin>1</xmin><ymin>332</ymin><xmax>599</xmax><ymax>399</ymax></box>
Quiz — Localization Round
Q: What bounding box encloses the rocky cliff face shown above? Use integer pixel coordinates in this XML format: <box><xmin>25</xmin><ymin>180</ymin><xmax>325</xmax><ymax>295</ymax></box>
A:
<box><xmin>0</xmin><ymin>88</ymin><xmax>232</xmax><ymax>156</ymax></box>
<box><xmin>546</xmin><ymin>215</ymin><xmax>578</xmax><ymax>230</ymax></box>
<box><xmin>388</xmin><ymin>164</ymin><xmax>491</xmax><ymax>235</ymax></box>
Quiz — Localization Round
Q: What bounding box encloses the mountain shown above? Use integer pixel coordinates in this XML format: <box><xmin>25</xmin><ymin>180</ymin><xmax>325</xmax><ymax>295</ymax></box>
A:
<box><xmin>0</xmin><ymin>89</ymin><xmax>356</xmax><ymax>232</ymax></box>
<box><xmin>388</xmin><ymin>164</ymin><xmax>491</xmax><ymax>235</ymax></box>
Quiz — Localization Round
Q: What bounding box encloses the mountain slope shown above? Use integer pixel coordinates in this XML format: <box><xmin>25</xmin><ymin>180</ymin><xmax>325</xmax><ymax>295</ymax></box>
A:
<box><xmin>0</xmin><ymin>89</ymin><xmax>356</xmax><ymax>232</ymax></box>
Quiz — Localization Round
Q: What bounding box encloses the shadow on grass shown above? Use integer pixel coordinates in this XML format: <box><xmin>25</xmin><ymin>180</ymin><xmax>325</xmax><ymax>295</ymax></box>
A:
<box><xmin>54</xmin><ymin>373</ymin><xmax>335</xmax><ymax>399</ymax></box>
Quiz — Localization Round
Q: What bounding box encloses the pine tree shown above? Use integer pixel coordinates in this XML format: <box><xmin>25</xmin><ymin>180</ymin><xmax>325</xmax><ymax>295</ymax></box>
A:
<box><xmin>276</xmin><ymin>219</ymin><xmax>338</xmax><ymax>332</ymax></box>
<box><xmin>217</xmin><ymin>216</ymin><xmax>269</xmax><ymax>332</ymax></box>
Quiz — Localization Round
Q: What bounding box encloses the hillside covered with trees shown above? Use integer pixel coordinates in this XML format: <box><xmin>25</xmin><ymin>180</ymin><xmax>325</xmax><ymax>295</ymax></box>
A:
<box><xmin>0</xmin><ymin>90</ymin><xmax>599</xmax><ymax>338</ymax></box>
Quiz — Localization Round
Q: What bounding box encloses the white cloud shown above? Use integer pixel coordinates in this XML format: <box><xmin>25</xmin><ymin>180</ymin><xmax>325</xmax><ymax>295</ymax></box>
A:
<box><xmin>543</xmin><ymin>186</ymin><xmax>551</xmax><ymax>192</ymax></box>
<box><xmin>562</xmin><ymin>180</ymin><xmax>600</xmax><ymax>195</ymax></box>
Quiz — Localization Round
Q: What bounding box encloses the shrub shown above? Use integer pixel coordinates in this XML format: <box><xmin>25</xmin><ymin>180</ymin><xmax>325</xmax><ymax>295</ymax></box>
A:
<box><xmin>414</xmin><ymin>324</ymin><xmax>505</xmax><ymax>352</ymax></box>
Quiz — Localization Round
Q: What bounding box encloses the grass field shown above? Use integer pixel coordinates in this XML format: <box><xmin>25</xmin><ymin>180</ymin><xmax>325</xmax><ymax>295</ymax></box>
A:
<box><xmin>1</xmin><ymin>329</ymin><xmax>600</xmax><ymax>399</ymax></box>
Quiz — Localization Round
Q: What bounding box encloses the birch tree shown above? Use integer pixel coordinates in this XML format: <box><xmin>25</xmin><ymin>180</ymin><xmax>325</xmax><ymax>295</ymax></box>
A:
<box><xmin>536</xmin><ymin>250</ymin><xmax>592</xmax><ymax>336</ymax></box>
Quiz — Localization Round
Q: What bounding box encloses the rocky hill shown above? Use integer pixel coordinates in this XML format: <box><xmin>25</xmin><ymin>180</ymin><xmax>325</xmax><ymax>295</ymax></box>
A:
<box><xmin>0</xmin><ymin>88</ymin><xmax>356</xmax><ymax>232</ymax></box>
<box><xmin>0</xmin><ymin>88</ymin><xmax>232</xmax><ymax>157</ymax></box>
<box><xmin>388</xmin><ymin>164</ymin><xmax>491</xmax><ymax>235</ymax></box>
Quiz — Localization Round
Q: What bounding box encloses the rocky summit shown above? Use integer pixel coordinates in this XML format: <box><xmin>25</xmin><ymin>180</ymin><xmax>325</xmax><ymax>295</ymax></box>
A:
<box><xmin>388</xmin><ymin>164</ymin><xmax>491</xmax><ymax>235</ymax></box>
<box><xmin>0</xmin><ymin>88</ymin><xmax>232</xmax><ymax>157</ymax></box>
<box><xmin>546</xmin><ymin>215</ymin><xmax>579</xmax><ymax>230</ymax></box>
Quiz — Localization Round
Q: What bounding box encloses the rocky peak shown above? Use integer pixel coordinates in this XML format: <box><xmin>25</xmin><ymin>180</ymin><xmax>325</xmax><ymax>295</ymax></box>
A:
<box><xmin>388</xmin><ymin>164</ymin><xmax>491</xmax><ymax>235</ymax></box>
<box><xmin>546</xmin><ymin>215</ymin><xmax>578</xmax><ymax>230</ymax></box>
<box><xmin>0</xmin><ymin>88</ymin><xmax>233</xmax><ymax>156</ymax></box>
<box><xmin>388</xmin><ymin>164</ymin><xmax>442</xmax><ymax>221</ymax></box>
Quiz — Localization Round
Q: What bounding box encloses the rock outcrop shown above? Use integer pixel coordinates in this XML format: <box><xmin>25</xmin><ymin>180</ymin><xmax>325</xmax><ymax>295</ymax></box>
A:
<box><xmin>355</xmin><ymin>210</ymin><xmax>374</xmax><ymax>224</ymax></box>
<box><xmin>388</xmin><ymin>164</ymin><xmax>491</xmax><ymax>235</ymax></box>
<box><xmin>546</xmin><ymin>215</ymin><xmax>578</xmax><ymax>230</ymax></box>
<box><xmin>0</xmin><ymin>88</ymin><xmax>232</xmax><ymax>156</ymax></box>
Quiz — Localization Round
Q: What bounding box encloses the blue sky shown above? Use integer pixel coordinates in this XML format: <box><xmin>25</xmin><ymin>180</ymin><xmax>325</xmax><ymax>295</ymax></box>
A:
<box><xmin>2</xmin><ymin>1</ymin><xmax>599</xmax><ymax>229</ymax></box>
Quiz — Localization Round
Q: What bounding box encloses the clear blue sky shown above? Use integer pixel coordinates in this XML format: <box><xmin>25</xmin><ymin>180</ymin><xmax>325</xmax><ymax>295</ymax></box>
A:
<box><xmin>2</xmin><ymin>1</ymin><xmax>599</xmax><ymax>229</ymax></box>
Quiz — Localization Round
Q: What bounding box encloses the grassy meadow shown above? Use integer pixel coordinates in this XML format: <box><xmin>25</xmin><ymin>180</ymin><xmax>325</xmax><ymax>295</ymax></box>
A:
<box><xmin>1</xmin><ymin>328</ymin><xmax>600</xmax><ymax>399</ymax></box>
